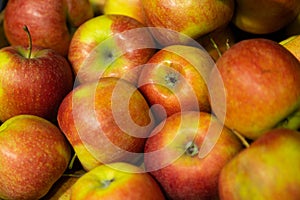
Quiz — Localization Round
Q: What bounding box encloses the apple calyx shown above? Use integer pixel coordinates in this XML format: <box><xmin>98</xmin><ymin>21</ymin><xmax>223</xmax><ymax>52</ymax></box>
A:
<box><xmin>101</xmin><ymin>178</ymin><xmax>115</xmax><ymax>189</ymax></box>
<box><xmin>22</xmin><ymin>25</ymin><xmax>32</xmax><ymax>59</ymax></box>
<box><xmin>165</xmin><ymin>72</ymin><xmax>179</xmax><ymax>88</ymax></box>
<box><xmin>185</xmin><ymin>141</ymin><xmax>199</xmax><ymax>157</ymax></box>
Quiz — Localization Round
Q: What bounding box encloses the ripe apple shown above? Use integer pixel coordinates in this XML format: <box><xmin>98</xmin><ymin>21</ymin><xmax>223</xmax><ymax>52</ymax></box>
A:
<box><xmin>0</xmin><ymin>114</ymin><xmax>71</xmax><ymax>200</ymax></box>
<box><xmin>57</xmin><ymin>77</ymin><xmax>156</xmax><ymax>171</ymax></box>
<box><xmin>144</xmin><ymin>111</ymin><xmax>244</xmax><ymax>200</ymax></box>
<box><xmin>68</xmin><ymin>14</ymin><xmax>156</xmax><ymax>85</ymax></box>
<box><xmin>219</xmin><ymin>128</ymin><xmax>300</xmax><ymax>200</ymax></box>
<box><xmin>210</xmin><ymin>38</ymin><xmax>300</xmax><ymax>140</ymax></box>
<box><xmin>0</xmin><ymin>28</ymin><xmax>74</xmax><ymax>122</ymax></box>
<box><xmin>138</xmin><ymin>44</ymin><xmax>215</xmax><ymax>122</ymax></box>
<box><xmin>103</xmin><ymin>0</ymin><xmax>146</xmax><ymax>24</ymax></box>
<box><xmin>3</xmin><ymin>0</ymin><xmax>94</xmax><ymax>56</ymax></box>
<box><xmin>280</xmin><ymin>35</ymin><xmax>300</xmax><ymax>61</ymax></box>
<box><xmin>140</xmin><ymin>0</ymin><xmax>235</xmax><ymax>46</ymax></box>
<box><xmin>70</xmin><ymin>162</ymin><xmax>166</xmax><ymax>200</ymax></box>
<box><xmin>232</xmin><ymin>0</ymin><xmax>300</xmax><ymax>34</ymax></box>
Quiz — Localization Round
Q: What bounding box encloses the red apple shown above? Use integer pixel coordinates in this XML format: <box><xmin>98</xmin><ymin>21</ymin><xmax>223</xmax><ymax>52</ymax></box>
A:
<box><xmin>0</xmin><ymin>30</ymin><xmax>74</xmax><ymax>122</ymax></box>
<box><xmin>57</xmin><ymin>77</ymin><xmax>156</xmax><ymax>171</ymax></box>
<box><xmin>68</xmin><ymin>14</ymin><xmax>156</xmax><ymax>85</ymax></box>
<box><xmin>138</xmin><ymin>44</ymin><xmax>215</xmax><ymax>122</ymax></box>
<box><xmin>70</xmin><ymin>162</ymin><xmax>166</xmax><ymax>200</ymax></box>
<box><xmin>0</xmin><ymin>114</ymin><xmax>71</xmax><ymax>200</ymax></box>
<box><xmin>210</xmin><ymin>38</ymin><xmax>300</xmax><ymax>140</ymax></box>
<box><xmin>3</xmin><ymin>0</ymin><xmax>94</xmax><ymax>56</ymax></box>
<box><xmin>144</xmin><ymin>111</ymin><xmax>244</xmax><ymax>200</ymax></box>
<box><xmin>141</xmin><ymin>0</ymin><xmax>235</xmax><ymax>46</ymax></box>
<box><xmin>219</xmin><ymin>128</ymin><xmax>300</xmax><ymax>200</ymax></box>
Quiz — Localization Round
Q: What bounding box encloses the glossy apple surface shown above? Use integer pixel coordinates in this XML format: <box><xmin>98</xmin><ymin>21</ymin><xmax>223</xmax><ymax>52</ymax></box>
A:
<box><xmin>144</xmin><ymin>111</ymin><xmax>243</xmax><ymax>200</ymax></box>
<box><xmin>141</xmin><ymin>0</ymin><xmax>234</xmax><ymax>46</ymax></box>
<box><xmin>210</xmin><ymin>38</ymin><xmax>300</xmax><ymax>140</ymax></box>
<box><xmin>4</xmin><ymin>0</ymin><xmax>93</xmax><ymax>56</ymax></box>
<box><xmin>138</xmin><ymin>45</ymin><xmax>215</xmax><ymax>122</ymax></box>
<box><xmin>70</xmin><ymin>162</ymin><xmax>166</xmax><ymax>200</ymax></box>
<box><xmin>57</xmin><ymin>77</ymin><xmax>156</xmax><ymax>171</ymax></box>
<box><xmin>68</xmin><ymin>14</ymin><xmax>155</xmax><ymax>85</ymax></box>
<box><xmin>219</xmin><ymin>128</ymin><xmax>300</xmax><ymax>200</ymax></box>
<box><xmin>232</xmin><ymin>0</ymin><xmax>300</xmax><ymax>34</ymax></box>
<box><xmin>0</xmin><ymin>45</ymin><xmax>73</xmax><ymax>122</ymax></box>
<box><xmin>0</xmin><ymin>115</ymin><xmax>71</xmax><ymax>200</ymax></box>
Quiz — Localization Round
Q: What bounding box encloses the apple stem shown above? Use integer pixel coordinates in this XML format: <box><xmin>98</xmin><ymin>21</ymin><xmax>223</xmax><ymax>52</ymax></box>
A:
<box><xmin>232</xmin><ymin>130</ymin><xmax>250</xmax><ymax>148</ymax></box>
<box><xmin>22</xmin><ymin>25</ymin><xmax>32</xmax><ymax>59</ymax></box>
<box><xmin>209</xmin><ymin>36</ymin><xmax>222</xmax><ymax>58</ymax></box>
<box><xmin>185</xmin><ymin>141</ymin><xmax>199</xmax><ymax>157</ymax></box>
<box><xmin>68</xmin><ymin>153</ymin><xmax>77</xmax><ymax>170</ymax></box>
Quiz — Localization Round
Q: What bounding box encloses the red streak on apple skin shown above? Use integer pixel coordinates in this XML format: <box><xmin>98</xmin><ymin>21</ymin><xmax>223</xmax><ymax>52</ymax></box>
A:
<box><xmin>0</xmin><ymin>116</ymin><xmax>71</xmax><ymax>200</ymax></box>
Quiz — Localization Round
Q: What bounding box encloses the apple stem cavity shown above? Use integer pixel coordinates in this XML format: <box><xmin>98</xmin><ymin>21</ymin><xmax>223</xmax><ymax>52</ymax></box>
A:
<box><xmin>185</xmin><ymin>141</ymin><xmax>199</xmax><ymax>157</ymax></box>
<box><xmin>232</xmin><ymin>130</ymin><xmax>250</xmax><ymax>148</ymax></box>
<box><xmin>101</xmin><ymin>179</ymin><xmax>115</xmax><ymax>189</ymax></box>
<box><xmin>23</xmin><ymin>25</ymin><xmax>32</xmax><ymax>59</ymax></box>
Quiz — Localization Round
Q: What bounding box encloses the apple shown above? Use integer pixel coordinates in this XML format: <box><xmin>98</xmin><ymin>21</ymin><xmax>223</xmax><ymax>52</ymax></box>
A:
<box><xmin>232</xmin><ymin>0</ymin><xmax>300</xmax><ymax>34</ymax></box>
<box><xmin>0</xmin><ymin>27</ymin><xmax>74</xmax><ymax>122</ymax></box>
<box><xmin>144</xmin><ymin>111</ymin><xmax>244</xmax><ymax>200</ymax></box>
<box><xmin>68</xmin><ymin>14</ymin><xmax>156</xmax><ymax>85</ymax></box>
<box><xmin>103</xmin><ymin>0</ymin><xmax>146</xmax><ymax>24</ymax></box>
<box><xmin>197</xmin><ymin>26</ymin><xmax>235</xmax><ymax>62</ymax></box>
<box><xmin>0</xmin><ymin>114</ymin><xmax>71</xmax><ymax>200</ymax></box>
<box><xmin>138</xmin><ymin>44</ymin><xmax>215</xmax><ymax>122</ymax></box>
<box><xmin>140</xmin><ymin>0</ymin><xmax>235</xmax><ymax>46</ymax></box>
<box><xmin>210</xmin><ymin>38</ymin><xmax>300</xmax><ymax>140</ymax></box>
<box><xmin>57</xmin><ymin>77</ymin><xmax>156</xmax><ymax>171</ymax></box>
<box><xmin>280</xmin><ymin>35</ymin><xmax>300</xmax><ymax>61</ymax></box>
<box><xmin>3</xmin><ymin>0</ymin><xmax>94</xmax><ymax>56</ymax></box>
<box><xmin>70</xmin><ymin>162</ymin><xmax>166</xmax><ymax>200</ymax></box>
<box><xmin>284</xmin><ymin>11</ymin><xmax>300</xmax><ymax>36</ymax></box>
<box><xmin>219</xmin><ymin>128</ymin><xmax>300</xmax><ymax>200</ymax></box>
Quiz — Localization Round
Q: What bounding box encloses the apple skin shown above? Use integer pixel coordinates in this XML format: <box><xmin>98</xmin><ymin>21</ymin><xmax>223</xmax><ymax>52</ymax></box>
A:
<box><xmin>219</xmin><ymin>128</ymin><xmax>300</xmax><ymax>200</ymax></box>
<box><xmin>3</xmin><ymin>0</ymin><xmax>93</xmax><ymax>56</ymax></box>
<box><xmin>210</xmin><ymin>38</ymin><xmax>300</xmax><ymax>140</ymax></box>
<box><xmin>144</xmin><ymin>111</ymin><xmax>244</xmax><ymax>200</ymax></box>
<box><xmin>57</xmin><ymin>77</ymin><xmax>156</xmax><ymax>171</ymax></box>
<box><xmin>140</xmin><ymin>0</ymin><xmax>235</xmax><ymax>46</ymax></box>
<box><xmin>280</xmin><ymin>35</ymin><xmax>300</xmax><ymax>62</ymax></box>
<box><xmin>232</xmin><ymin>0</ymin><xmax>300</xmax><ymax>34</ymax></box>
<box><xmin>70</xmin><ymin>162</ymin><xmax>166</xmax><ymax>200</ymax></box>
<box><xmin>0</xmin><ymin>45</ymin><xmax>74</xmax><ymax>122</ymax></box>
<box><xmin>68</xmin><ymin>14</ymin><xmax>156</xmax><ymax>85</ymax></box>
<box><xmin>138</xmin><ymin>45</ymin><xmax>215</xmax><ymax>122</ymax></box>
<box><xmin>0</xmin><ymin>114</ymin><xmax>71</xmax><ymax>200</ymax></box>
<box><xmin>103</xmin><ymin>0</ymin><xmax>146</xmax><ymax>24</ymax></box>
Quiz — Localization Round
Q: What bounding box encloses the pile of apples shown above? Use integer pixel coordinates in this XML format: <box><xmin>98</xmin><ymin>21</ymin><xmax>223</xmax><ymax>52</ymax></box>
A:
<box><xmin>0</xmin><ymin>0</ymin><xmax>300</xmax><ymax>199</ymax></box>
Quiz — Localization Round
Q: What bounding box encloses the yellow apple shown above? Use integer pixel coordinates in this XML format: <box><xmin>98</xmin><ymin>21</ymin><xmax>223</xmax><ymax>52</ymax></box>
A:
<box><xmin>280</xmin><ymin>35</ymin><xmax>300</xmax><ymax>61</ymax></box>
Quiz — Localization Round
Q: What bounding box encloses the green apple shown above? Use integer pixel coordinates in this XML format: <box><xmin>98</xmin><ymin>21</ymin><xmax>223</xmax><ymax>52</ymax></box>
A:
<box><xmin>219</xmin><ymin>128</ymin><xmax>300</xmax><ymax>200</ymax></box>
<box><xmin>70</xmin><ymin>162</ymin><xmax>166</xmax><ymax>200</ymax></box>
<box><xmin>0</xmin><ymin>28</ymin><xmax>74</xmax><ymax>122</ymax></box>
<box><xmin>232</xmin><ymin>0</ymin><xmax>300</xmax><ymax>34</ymax></box>
<box><xmin>68</xmin><ymin>14</ymin><xmax>156</xmax><ymax>85</ymax></box>
<box><xmin>138</xmin><ymin>44</ymin><xmax>215</xmax><ymax>122</ymax></box>
<box><xmin>141</xmin><ymin>0</ymin><xmax>235</xmax><ymax>46</ymax></box>
<box><xmin>210</xmin><ymin>38</ymin><xmax>300</xmax><ymax>140</ymax></box>
<box><xmin>103</xmin><ymin>0</ymin><xmax>146</xmax><ymax>24</ymax></box>
<box><xmin>144</xmin><ymin>111</ymin><xmax>244</xmax><ymax>200</ymax></box>
<box><xmin>57</xmin><ymin>77</ymin><xmax>156</xmax><ymax>171</ymax></box>
<box><xmin>0</xmin><ymin>114</ymin><xmax>71</xmax><ymax>200</ymax></box>
<box><xmin>4</xmin><ymin>0</ymin><xmax>93</xmax><ymax>56</ymax></box>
